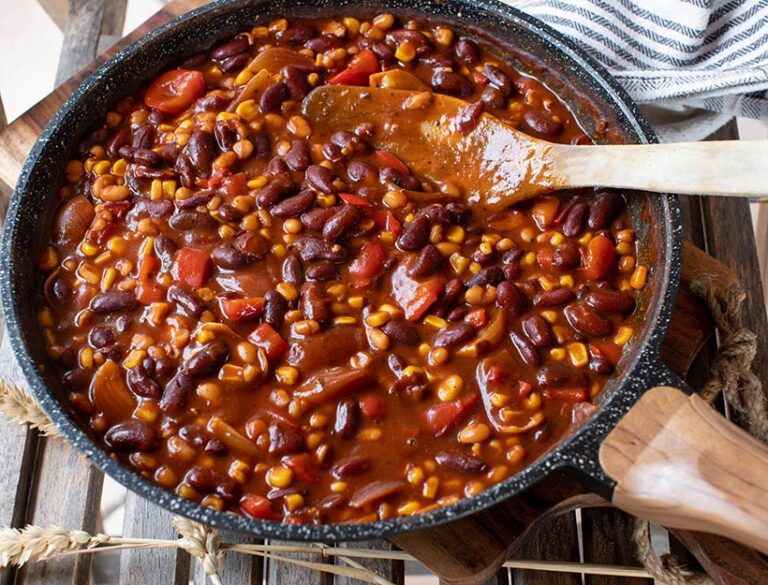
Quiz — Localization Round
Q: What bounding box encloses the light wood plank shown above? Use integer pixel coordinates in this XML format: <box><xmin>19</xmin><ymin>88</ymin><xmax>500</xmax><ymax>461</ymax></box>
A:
<box><xmin>57</xmin><ymin>0</ymin><xmax>108</xmax><ymax>81</ymax></box>
<box><xmin>190</xmin><ymin>532</ymin><xmax>263</xmax><ymax>585</ymax></box>
<box><xmin>266</xmin><ymin>540</ymin><xmax>333</xmax><ymax>585</ymax></box>
<box><xmin>38</xmin><ymin>0</ymin><xmax>71</xmax><ymax>30</ymax></box>
<box><xmin>511</xmin><ymin>514</ymin><xmax>580</xmax><ymax>585</ymax></box>
<box><xmin>335</xmin><ymin>541</ymin><xmax>404</xmax><ymax>585</ymax></box>
<box><xmin>118</xmin><ymin>495</ymin><xmax>191</xmax><ymax>585</ymax></box>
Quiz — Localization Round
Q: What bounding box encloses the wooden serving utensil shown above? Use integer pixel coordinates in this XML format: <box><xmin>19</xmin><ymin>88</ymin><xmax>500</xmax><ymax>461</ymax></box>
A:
<box><xmin>303</xmin><ymin>86</ymin><xmax>768</xmax><ymax>209</ymax></box>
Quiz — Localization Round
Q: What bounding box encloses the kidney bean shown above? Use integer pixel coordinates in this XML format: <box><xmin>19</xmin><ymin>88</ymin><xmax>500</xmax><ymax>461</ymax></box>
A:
<box><xmin>502</xmin><ymin>248</ymin><xmax>525</xmax><ymax>264</ymax></box>
<box><xmin>417</xmin><ymin>204</ymin><xmax>451</xmax><ymax>225</ymax></box>
<box><xmin>300</xmin><ymin>282</ymin><xmax>329</xmax><ymax>323</ymax></box>
<box><xmin>305</xmin><ymin>34</ymin><xmax>344</xmax><ymax>52</ymax></box>
<box><xmin>455</xmin><ymin>101</ymin><xmax>485</xmax><ymax>135</ymax></box>
<box><xmin>185</xmin><ymin>466</ymin><xmax>237</xmax><ymax>500</ymax></box>
<box><xmin>332</xmin><ymin>456</ymin><xmax>372</xmax><ymax>479</ymax></box>
<box><xmin>446</xmin><ymin>202</ymin><xmax>472</xmax><ymax>224</ymax></box>
<box><xmin>483</xmin><ymin>64</ymin><xmax>513</xmax><ymax>95</ymax></box>
<box><xmin>522</xmin><ymin>315</ymin><xmax>554</xmax><ymax>348</ymax></box>
<box><xmin>194</xmin><ymin>92</ymin><xmax>232</xmax><ymax>112</ymax></box>
<box><xmin>260</xmin><ymin>81</ymin><xmax>290</xmax><ymax>113</ymax></box>
<box><xmin>433</xmin><ymin>278</ymin><xmax>465</xmax><ymax>317</ymax></box>
<box><xmin>585</xmin><ymin>290</ymin><xmax>636</xmax><ymax>314</ymax></box>
<box><xmin>264</xmin><ymin>289</ymin><xmax>288</xmax><ymax>327</ymax></box>
<box><xmin>251</xmin><ymin>132</ymin><xmax>270</xmax><ymax>158</ymax></box>
<box><xmin>305</xmin><ymin>261</ymin><xmax>338</xmax><ymax>281</ymax></box>
<box><xmin>408</xmin><ymin>244</ymin><xmax>442</xmax><ymax>278</ymax></box>
<box><xmin>221</xmin><ymin>53</ymin><xmax>250</xmax><ymax>72</ymax></box>
<box><xmin>155</xmin><ymin>358</ymin><xmax>177</xmax><ymax>384</ymax></box>
<box><xmin>589</xmin><ymin>354</ymin><xmax>614</xmax><ymax>375</ymax></box>
<box><xmin>536</xmin><ymin>363</ymin><xmax>587</xmax><ymax>388</ymax></box>
<box><xmin>78</xmin><ymin>125</ymin><xmax>109</xmax><ymax>157</ymax></box>
<box><xmin>268</xmin><ymin>190</ymin><xmax>314</xmax><ymax>219</ymax></box>
<box><xmin>523</xmin><ymin>109</ymin><xmax>563</xmax><ymax>136</ymax></box>
<box><xmin>256</xmin><ymin>177</ymin><xmax>299</xmax><ymax>209</ymax></box>
<box><xmin>176</xmin><ymin>190</ymin><xmax>214</xmax><ymax>210</ymax></box>
<box><xmin>211</xmin><ymin>34</ymin><xmax>250</xmax><ymax>60</ymax></box>
<box><xmin>435</xmin><ymin>451</ymin><xmax>487</xmax><ymax>475</ymax></box>
<box><xmin>447</xmin><ymin>306</ymin><xmax>468</xmax><ymax>321</ymax></box>
<box><xmin>380</xmin><ymin>167</ymin><xmax>421</xmax><ymax>191</ymax></box>
<box><xmin>62</xmin><ymin>368</ymin><xmax>90</xmax><ymax>391</ymax></box>
<box><xmin>562</xmin><ymin>202</ymin><xmax>587</xmax><ymax>237</ymax></box>
<box><xmin>118</xmin><ymin>145</ymin><xmax>161</xmax><ymax>167</ymax></box>
<box><xmin>323</xmin><ymin>205</ymin><xmax>360</xmax><ymax>241</ymax></box>
<box><xmin>276</xmin><ymin>66</ymin><xmax>308</xmax><ymax>101</ymax></box>
<box><xmin>234</xmin><ymin>232</ymin><xmax>269</xmax><ymax>260</ymax></box>
<box><xmin>331</xmin><ymin>130</ymin><xmax>366</xmax><ymax>152</ymax></box>
<box><xmin>204</xmin><ymin>439</ymin><xmax>228</xmax><ymax>456</ymax></box>
<box><xmin>132</xmin><ymin>124</ymin><xmax>157</xmax><ymax>151</ymax></box>
<box><xmin>588</xmin><ymin>192</ymin><xmax>624</xmax><ymax>230</ymax></box>
<box><xmin>217</xmin><ymin>204</ymin><xmax>242</xmax><ymax>223</ymax></box>
<box><xmin>419</xmin><ymin>53</ymin><xmax>453</xmax><ymax>68</ymax></box>
<box><xmin>106</xmin><ymin>126</ymin><xmax>131</xmax><ymax>158</ymax></box>
<box><xmin>334</xmin><ymin>398</ymin><xmax>360</xmax><ymax>439</ymax></box>
<box><xmin>510</xmin><ymin>331</ymin><xmax>541</xmax><ymax>366</ymax></box>
<box><xmin>465</xmin><ymin>266</ymin><xmax>505</xmax><ymax>288</ymax></box>
<box><xmin>553</xmin><ymin>241</ymin><xmax>580</xmax><ymax>269</ymax></box>
<box><xmin>397</xmin><ymin>215</ymin><xmax>430</xmax><ymax>251</ymax></box>
<box><xmin>387</xmin><ymin>28</ymin><xmax>431</xmax><ymax>50</ymax></box>
<box><xmin>369</xmin><ymin>40</ymin><xmax>395</xmax><ymax>60</ymax></box>
<box><xmin>170</xmin><ymin>210</ymin><xmax>216</xmax><ymax>232</ymax></box>
<box><xmin>382</xmin><ymin>320</ymin><xmax>420</xmax><ymax>346</ymax></box>
<box><xmin>564</xmin><ymin>303</ymin><xmax>613</xmax><ymax>336</ymax></box>
<box><xmin>127</xmin><ymin>365</ymin><xmax>161</xmax><ymax>399</ymax></box>
<box><xmin>306</xmin><ymin>164</ymin><xmax>335</xmax><ymax>193</ymax></box>
<box><xmin>88</xmin><ymin>325</ymin><xmax>115</xmax><ymax>348</ymax></box>
<box><xmin>152</xmin><ymin>235</ymin><xmax>176</xmax><ymax>272</ymax></box>
<box><xmin>266</xmin><ymin>157</ymin><xmax>288</xmax><ymax>176</ymax></box>
<box><xmin>496</xmin><ymin>281</ymin><xmax>527</xmax><ymax>316</ymax></box>
<box><xmin>455</xmin><ymin>38</ymin><xmax>480</xmax><ymax>63</ymax></box>
<box><xmin>211</xmin><ymin>244</ymin><xmax>253</xmax><ymax>269</ymax></box>
<box><xmin>347</xmin><ymin>160</ymin><xmax>376</xmax><ymax>182</ymax></box>
<box><xmin>533</xmin><ymin>288</ymin><xmax>576</xmax><ymax>307</ymax></box>
<box><xmin>300</xmin><ymin>207</ymin><xmax>335</xmax><ymax>232</ymax></box>
<box><xmin>214</xmin><ymin>118</ymin><xmax>242</xmax><ymax>152</ymax></box>
<box><xmin>349</xmin><ymin>480</ymin><xmax>406</xmax><ymax>509</ymax></box>
<box><xmin>183</xmin><ymin>130</ymin><xmax>215</xmax><ymax>175</ymax></box>
<box><xmin>276</xmin><ymin>22</ymin><xmax>316</xmax><ymax>43</ymax></box>
<box><xmin>432</xmin><ymin>323</ymin><xmax>475</xmax><ymax>348</ymax></box>
<box><xmin>481</xmin><ymin>86</ymin><xmax>507</xmax><ymax>109</ymax></box>
<box><xmin>175</xmin><ymin>154</ymin><xmax>195</xmax><ymax>188</ymax></box>
<box><xmin>322</xmin><ymin>143</ymin><xmax>343</xmax><ymax>162</ymax></box>
<box><xmin>168</xmin><ymin>284</ymin><xmax>206</xmax><ymax>317</ymax></box>
<box><xmin>294</xmin><ymin>236</ymin><xmax>348</xmax><ymax>262</ymax></box>
<box><xmin>105</xmin><ymin>420</ymin><xmax>157</xmax><ymax>452</ymax></box>
<box><xmin>431</xmin><ymin>69</ymin><xmax>473</xmax><ymax>98</ymax></box>
<box><xmin>284</xmin><ymin>140</ymin><xmax>310</xmax><ymax>171</ymax></box>
<box><xmin>187</xmin><ymin>341</ymin><xmax>229</xmax><ymax>378</ymax></box>
<box><xmin>268</xmin><ymin>422</ymin><xmax>303</xmax><ymax>456</ymax></box>
<box><xmin>282</xmin><ymin>254</ymin><xmax>303</xmax><ymax>284</ymax></box>
<box><xmin>90</xmin><ymin>291</ymin><xmax>137</xmax><ymax>314</ymax></box>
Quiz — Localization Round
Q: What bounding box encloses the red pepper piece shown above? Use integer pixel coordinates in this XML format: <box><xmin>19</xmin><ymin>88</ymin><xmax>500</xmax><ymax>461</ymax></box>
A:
<box><xmin>248</xmin><ymin>323</ymin><xmax>289</xmax><ymax>361</ymax></box>
<box><xmin>339</xmin><ymin>193</ymin><xmax>374</xmax><ymax>207</ymax></box>
<box><xmin>328</xmin><ymin>49</ymin><xmax>379</xmax><ymax>85</ymax></box>
<box><xmin>282</xmin><ymin>453</ymin><xmax>321</xmax><ymax>483</ymax></box>
<box><xmin>583</xmin><ymin>235</ymin><xmax>616</xmax><ymax>281</ymax></box>
<box><xmin>359</xmin><ymin>391</ymin><xmax>387</xmax><ymax>422</ymax></box>
<box><xmin>372</xmin><ymin>150</ymin><xmax>411</xmax><ymax>175</ymax></box>
<box><xmin>144</xmin><ymin>69</ymin><xmax>206</xmax><ymax>115</ymax></box>
<box><xmin>349</xmin><ymin>241</ymin><xmax>388</xmax><ymax>288</ymax></box>
<box><xmin>543</xmin><ymin>387</ymin><xmax>588</xmax><ymax>402</ymax></box>
<box><xmin>423</xmin><ymin>395</ymin><xmax>478</xmax><ymax>437</ymax></box>
<box><xmin>391</xmin><ymin>263</ymin><xmax>444</xmax><ymax>321</ymax></box>
<box><xmin>240</xmin><ymin>494</ymin><xmax>276</xmax><ymax>520</ymax></box>
<box><xmin>219</xmin><ymin>297</ymin><xmax>265</xmax><ymax>322</ymax></box>
<box><xmin>172</xmin><ymin>247</ymin><xmax>213</xmax><ymax>288</ymax></box>
<box><xmin>136</xmin><ymin>255</ymin><xmax>163</xmax><ymax>305</ymax></box>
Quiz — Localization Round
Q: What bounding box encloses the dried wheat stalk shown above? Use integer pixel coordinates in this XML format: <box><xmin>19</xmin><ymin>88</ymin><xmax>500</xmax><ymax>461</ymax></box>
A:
<box><xmin>0</xmin><ymin>380</ymin><xmax>60</xmax><ymax>436</ymax></box>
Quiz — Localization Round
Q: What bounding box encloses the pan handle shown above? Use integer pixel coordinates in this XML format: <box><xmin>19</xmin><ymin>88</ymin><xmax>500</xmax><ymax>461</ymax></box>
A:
<box><xmin>599</xmin><ymin>385</ymin><xmax>768</xmax><ymax>554</ymax></box>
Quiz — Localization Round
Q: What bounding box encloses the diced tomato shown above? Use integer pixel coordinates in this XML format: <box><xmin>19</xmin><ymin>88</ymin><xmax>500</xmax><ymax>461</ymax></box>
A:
<box><xmin>144</xmin><ymin>69</ymin><xmax>206</xmax><ymax>115</ymax></box>
<box><xmin>536</xmin><ymin>247</ymin><xmax>555</xmax><ymax>269</ymax></box>
<box><xmin>359</xmin><ymin>392</ymin><xmax>387</xmax><ymax>422</ymax></box>
<box><xmin>240</xmin><ymin>494</ymin><xmax>276</xmax><ymax>520</ymax></box>
<box><xmin>282</xmin><ymin>454</ymin><xmax>321</xmax><ymax>483</ymax></box>
<box><xmin>349</xmin><ymin>241</ymin><xmax>388</xmax><ymax>288</ymax></box>
<box><xmin>517</xmin><ymin>380</ymin><xmax>533</xmax><ymax>398</ymax></box>
<box><xmin>248</xmin><ymin>323</ymin><xmax>289</xmax><ymax>361</ymax></box>
<box><xmin>423</xmin><ymin>395</ymin><xmax>478</xmax><ymax>437</ymax></box>
<box><xmin>464</xmin><ymin>307</ymin><xmax>488</xmax><ymax>329</ymax></box>
<box><xmin>102</xmin><ymin>200</ymin><xmax>133</xmax><ymax>219</ymax></box>
<box><xmin>172</xmin><ymin>247</ymin><xmax>212</xmax><ymax>288</ymax></box>
<box><xmin>373</xmin><ymin>150</ymin><xmax>410</xmax><ymax>175</ymax></box>
<box><xmin>583</xmin><ymin>235</ymin><xmax>616</xmax><ymax>281</ymax></box>
<box><xmin>391</xmin><ymin>263</ymin><xmax>444</xmax><ymax>321</ymax></box>
<box><xmin>487</xmin><ymin>210</ymin><xmax>524</xmax><ymax>232</ymax></box>
<box><xmin>543</xmin><ymin>387</ymin><xmax>588</xmax><ymax>402</ymax></box>
<box><xmin>328</xmin><ymin>49</ymin><xmax>380</xmax><ymax>85</ymax></box>
<box><xmin>486</xmin><ymin>366</ymin><xmax>509</xmax><ymax>384</ymax></box>
<box><xmin>590</xmin><ymin>341</ymin><xmax>622</xmax><ymax>365</ymax></box>
<box><xmin>471</xmin><ymin>70</ymin><xmax>489</xmax><ymax>87</ymax></box>
<box><xmin>221</xmin><ymin>172</ymin><xmax>247</xmax><ymax>197</ymax></box>
<box><xmin>206</xmin><ymin>172</ymin><xmax>226</xmax><ymax>190</ymax></box>
<box><xmin>339</xmin><ymin>193</ymin><xmax>374</xmax><ymax>207</ymax></box>
<box><xmin>219</xmin><ymin>297</ymin><xmax>265</xmax><ymax>322</ymax></box>
<box><xmin>531</xmin><ymin>196</ymin><xmax>560</xmax><ymax>229</ymax></box>
<box><xmin>136</xmin><ymin>255</ymin><xmax>163</xmax><ymax>305</ymax></box>
<box><xmin>385</xmin><ymin>211</ymin><xmax>402</xmax><ymax>236</ymax></box>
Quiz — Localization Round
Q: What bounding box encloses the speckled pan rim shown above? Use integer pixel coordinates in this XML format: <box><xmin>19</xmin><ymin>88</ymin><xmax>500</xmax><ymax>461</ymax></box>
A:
<box><xmin>1</xmin><ymin>0</ymin><xmax>681</xmax><ymax>541</ymax></box>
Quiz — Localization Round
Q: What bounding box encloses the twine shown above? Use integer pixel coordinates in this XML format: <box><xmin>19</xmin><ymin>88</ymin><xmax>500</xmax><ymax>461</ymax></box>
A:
<box><xmin>632</xmin><ymin>276</ymin><xmax>768</xmax><ymax>585</ymax></box>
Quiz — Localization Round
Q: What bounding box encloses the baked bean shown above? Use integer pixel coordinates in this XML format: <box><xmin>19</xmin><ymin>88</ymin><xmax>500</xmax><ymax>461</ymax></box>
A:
<box><xmin>564</xmin><ymin>303</ymin><xmax>613</xmax><ymax>337</ymax></box>
<box><xmin>105</xmin><ymin>420</ymin><xmax>157</xmax><ymax>452</ymax></box>
<box><xmin>90</xmin><ymin>291</ymin><xmax>138</xmax><ymax>314</ymax></box>
<box><xmin>435</xmin><ymin>451</ymin><xmax>487</xmax><ymax>475</ymax></box>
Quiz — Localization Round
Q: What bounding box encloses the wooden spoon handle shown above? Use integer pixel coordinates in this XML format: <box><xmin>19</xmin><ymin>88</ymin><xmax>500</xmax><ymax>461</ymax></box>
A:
<box><xmin>599</xmin><ymin>386</ymin><xmax>768</xmax><ymax>554</ymax></box>
<box><xmin>547</xmin><ymin>141</ymin><xmax>768</xmax><ymax>199</ymax></box>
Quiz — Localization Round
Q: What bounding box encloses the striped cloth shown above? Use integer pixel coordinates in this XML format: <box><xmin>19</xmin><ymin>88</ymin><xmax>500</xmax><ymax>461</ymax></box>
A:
<box><xmin>514</xmin><ymin>0</ymin><xmax>768</xmax><ymax>140</ymax></box>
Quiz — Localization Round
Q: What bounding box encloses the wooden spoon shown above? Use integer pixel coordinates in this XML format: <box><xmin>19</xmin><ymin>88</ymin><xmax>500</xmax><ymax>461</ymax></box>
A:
<box><xmin>303</xmin><ymin>86</ymin><xmax>768</xmax><ymax>210</ymax></box>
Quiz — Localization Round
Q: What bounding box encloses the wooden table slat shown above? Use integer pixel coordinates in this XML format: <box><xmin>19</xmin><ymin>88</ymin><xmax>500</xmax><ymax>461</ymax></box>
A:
<box><xmin>580</xmin><ymin>510</ymin><xmax>652</xmax><ymax>585</ymax></box>
<box><xmin>190</xmin><ymin>532</ymin><xmax>264</xmax><ymax>585</ymax></box>
<box><xmin>511</xmin><ymin>514</ymin><xmax>581</xmax><ymax>585</ymax></box>
<box><xmin>57</xmin><ymin>0</ymin><xmax>109</xmax><ymax>82</ymax></box>
<box><xmin>335</xmin><ymin>541</ymin><xmax>404</xmax><ymax>585</ymax></box>
<box><xmin>266</xmin><ymin>540</ymin><xmax>333</xmax><ymax>585</ymax></box>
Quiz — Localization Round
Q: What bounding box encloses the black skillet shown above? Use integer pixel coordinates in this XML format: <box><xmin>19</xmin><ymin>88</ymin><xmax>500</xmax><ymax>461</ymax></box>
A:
<box><xmin>2</xmin><ymin>0</ymin><xmax>768</xmax><ymax>558</ymax></box>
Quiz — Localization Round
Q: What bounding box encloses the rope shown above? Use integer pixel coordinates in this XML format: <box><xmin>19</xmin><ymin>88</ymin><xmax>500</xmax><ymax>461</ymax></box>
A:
<box><xmin>633</xmin><ymin>276</ymin><xmax>768</xmax><ymax>585</ymax></box>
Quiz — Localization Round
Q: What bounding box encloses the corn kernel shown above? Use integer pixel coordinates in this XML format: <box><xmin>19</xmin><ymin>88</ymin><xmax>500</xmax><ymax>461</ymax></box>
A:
<box><xmin>423</xmin><ymin>315</ymin><xmax>448</xmax><ymax>329</ymax></box>
<box><xmin>333</xmin><ymin>316</ymin><xmax>358</xmax><ymax>326</ymax></box>
<box><xmin>445</xmin><ymin>225</ymin><xmax>465</xmax><ymax>244</ymax></box>
<box><xmin>417</xmin><ymin>343</ymin><xmax>430</xmax><ymax>357</ymax></box>
<box><xmin>550</xmin><ymin>348</ymin><xmax>566</xmax><ymax>361</ymax></box>
<box><xmin>506</xmin><ymin>445</ymin><xmax>526</xmax><ymax>465</ymax></box>
<box><xmin>373</xmin><ymin>13</ymin><xmax>395</xmax><ymax>29</ymax></box>
<box><xmin>79</xmin><ymin>242</ymin><xmax>99</xmax><ymax>257</ymax></box>
<box><xmin>407</xmin><ymin>467</ymin><xmax>425</xmax><ymax>485</ymax></box>
<box><xmin>247</xmin><ymin>176</ymin><xmax>268</xmax><ymax>190</ymax></box>
<box><xmin>276</xmin><ymin>282</ymin><xmax>298</xmax><ymax>302</ymax></box>
<box><xmin>438</xmin><ymin>375</ymin><xmax>464</xmax><ymax>402</ymax></box>
<box><xmin>395</xmin><ymin>41</ymin><xmax>417</xmax><ymax>62</ymax></box>
<box><xmin>567</xmin><ymin>342</ymin><xmax>589</xmax><ymax>368</ymax></box>
<box><xmin>578</xmin><ymin>232</ymin><xmax>593</xmax><ymax>246</ymax></box>
<box><xmin>559</xmin><ymin>275</ymin><xmax>575</xmax><ymax>289</ymax></box>
<box><xmin>284</xmin><ymin>493</ymin><xmax>304</xmax><ymax>511</ymax></box>
<box><xmin>77</xmin><ymin>262</ymin><xmax>101</xmax><ymax>285</ymax></box>
<box><xmin>397</xmin><ymin>500</ymin><xmax>421</xmax><ymax>515</ymax></box>
<box><xmin>267</xmin><ymin>466</ymin><xmax>294</xmax><ymax>488</ymax></box>
<box><xmin>619</xmin><ymin>256</ymin><xmax>636</xmax><ymax>273</ymax></box>
<box><xmin>219</xmin><ymin>364</ymin><xmax>244</xmax><ymax>383</ymax></box>
<box><xmin>79</xmin><ymin>347</ymin><xmax>94</xmax><ymax>369</ymax></box>
<box><xmin>135</xmin><ymin>402</ymin><xmax>160</xmax><ymax>424</ymax></box>
<box><xmin>358</xmin><ymin>427</ymin><xmax>383</xmax><ymax>441</ymax></box>
<box><xmin>123</xmin><ymin>349</ymin><xmax>147</xmax><ymax>370</ymax></box>
<box><xmin>538</xmin><ymin>275</ymin><xmax>559</xmax><ymax>292</ymax></box>
<box><xmin>423</xmin><ymin>476</ymin><xmax>439</xmax><ymax>499</ymax></box>
<box><xmin>630</xmin><ymin>265</ymin><xmax>647</xmax><ymax>289</ymax></box>
<box><xmin>449</xmin><ymin>252</ymin><xmax>470</xmax><ymax>275</ymax></box>
<box><xmin>435</xmin><ymin>27</ymin><xmax>454</xmax><ymax>46</ymax></box>
<box><xmin>383</xmin><ymin>190</ymin><xmax>408</xmax><ymax>209</ymax></box>
<box><xmin>276</xmin><ymin>366</ymin><xmax>299</xmax><ymax>386</ymax></box>
<box><xmin>348</xmin><ymin>296</ymin><xmax>364</xmax><ymax>309</ymax></box>
<box><xmin>196</xmin><ymin>382</ymin><xmax>222</xmax><ymax>402</ymax></box>
<box><xmin>38</xmin><ymin>246</ymin><xmax>59</xmax><ymax>271</ymax></box>
<box><xmin>615</xmin><ymin>326</ymin><xmax>634</xmax><ymax>346</ymax></box>
<box><xmin>93</xmin><ymin>160</ymin><xmax>111</xmax><ymax>176</ymax></box>
<box><xmin>525</xmin><ymin>392</ymin><xmax>542</xmax><ymax>410</ymax></box>
<box><xmin>100</xmin><ymin>267</ymin><xmax>117</xmax><ymax>291</ymax></box>
<box><xmin>465</xmin><ymin>285</ymin><xmax>484</xmax><ymax>305</ymax></box>
<box><xmin>331</xmin><ymin>481</ymin><xmax>348</xmax><ymax>493</ymax></box>
<box><xmin>523</xmin><ymin>252</ymin><xmax>536</xmax><ymax>266</ymax></box>
<box><xmin>367</xmin><ymin>327</ymin><xmax>390</xmax><ymax>351</ymax></box>
<box><xmin>365</xmin><ymin>310</ymin><xmax>391</xmax><ymax>328</ymax></box>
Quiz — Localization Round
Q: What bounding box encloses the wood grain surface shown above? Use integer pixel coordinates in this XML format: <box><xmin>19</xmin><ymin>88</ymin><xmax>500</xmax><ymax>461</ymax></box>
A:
<box><xmin>601</xmin><ymin>386</ymin><xmax>768</xmax><ymax>555</ymax></box>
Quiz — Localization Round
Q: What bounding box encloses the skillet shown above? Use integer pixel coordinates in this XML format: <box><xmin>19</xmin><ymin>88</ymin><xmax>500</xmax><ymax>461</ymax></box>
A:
<box><xmin>2</xmin><ymin>0</ymin><xmax>767</xmax><ymax>554</ymax></box>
